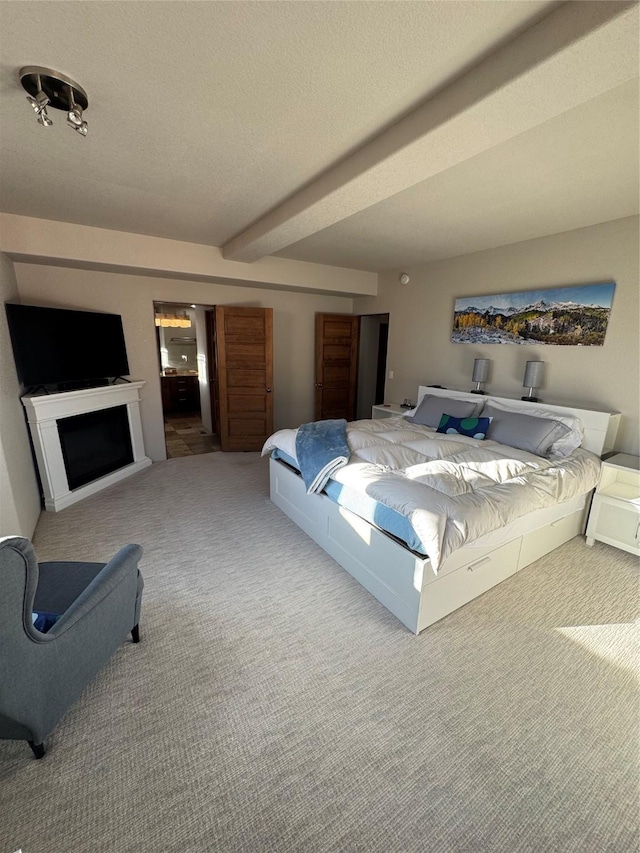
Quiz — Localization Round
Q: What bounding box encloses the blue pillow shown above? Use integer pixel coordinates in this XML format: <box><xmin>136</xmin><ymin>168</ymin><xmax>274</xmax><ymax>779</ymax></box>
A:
<box><xmin>32</xmin><ymin>610</ymin><xmax>60</xmax><ymax>633</ymax></box>
<box><xmin>437</xmin><ymin>413</ymin><xmax>492</xmax><ymax>440</ymax></box>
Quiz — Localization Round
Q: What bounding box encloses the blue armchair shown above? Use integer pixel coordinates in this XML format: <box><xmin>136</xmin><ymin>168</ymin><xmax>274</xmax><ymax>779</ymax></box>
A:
<box><xmin>0</xmin><ymin>535</ymin><xmax>144</xmax><ymax>759</ymax></box>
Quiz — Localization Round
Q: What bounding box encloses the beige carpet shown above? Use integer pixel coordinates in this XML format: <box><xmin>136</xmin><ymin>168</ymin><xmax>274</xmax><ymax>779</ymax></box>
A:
<box><xmin>1</xmin><ymin>452</ymin><xmax>638</xmax><ymax>853</ymax></box>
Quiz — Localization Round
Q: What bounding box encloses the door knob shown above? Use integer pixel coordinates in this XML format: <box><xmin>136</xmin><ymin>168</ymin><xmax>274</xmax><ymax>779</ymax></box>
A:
<box><xmin>266</xmin><ymin>387</ymin><xmax>272</xmax><ymax>393</ymax></box>
<box><xmin>315</xmin><ymin>383</ymin><xmax>323</xmax><ymax>388</ymax></box>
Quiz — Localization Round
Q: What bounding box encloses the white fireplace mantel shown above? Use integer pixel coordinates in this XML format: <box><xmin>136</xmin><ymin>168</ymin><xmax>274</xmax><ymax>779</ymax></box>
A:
<box><xmin>22</xmin><ymin>381</ymin><xmax>152</xmax><ymax>512</ymax></box>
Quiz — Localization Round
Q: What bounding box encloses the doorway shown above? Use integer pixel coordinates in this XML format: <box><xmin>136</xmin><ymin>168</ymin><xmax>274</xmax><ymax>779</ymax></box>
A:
<box><xmin>356</xmin><ymin>314</ymin><xmax>389</xmax><ymax>419</ymax></box>
<box><xmin>314</xmin><ymin>312</ymin><xmax>389</xmax><ymax>422</ymax></box>
<box><xmin>155</xmin><ymin>301</ymin><xmax>275</xmax><ymax>457</ymax></box>
<box><xmin>155</xmin><ymin>301</ymin><xmax>220</xmax><ymax>458</ymax></box>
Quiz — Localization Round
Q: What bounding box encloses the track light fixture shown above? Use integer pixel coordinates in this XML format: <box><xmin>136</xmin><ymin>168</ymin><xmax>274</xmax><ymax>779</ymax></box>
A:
<box><xmin>19</xmin><ymin>66</ymin><xmax>89</xmax><ymax>136</ymax></box>
<box><xmin>155</xmin><ymin>311</ymin><xmax>192</xmax><ymax>329</ymax></box>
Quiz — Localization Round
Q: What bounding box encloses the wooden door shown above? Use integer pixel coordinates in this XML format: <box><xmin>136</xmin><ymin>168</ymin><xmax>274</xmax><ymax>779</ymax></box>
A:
<box><xmin>315</xmin><ymin>313</ymin><xmax>359</xmax><ymax>421</ymax></box>
<box><xmin>214</xmin><ymin>306</ymin><xmax>273</xmax><ymax>451</ymax></box>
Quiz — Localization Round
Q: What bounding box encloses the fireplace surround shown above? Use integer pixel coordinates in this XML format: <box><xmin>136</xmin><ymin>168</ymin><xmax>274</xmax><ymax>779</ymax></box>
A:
<box><xmin>22</xmin><ymin>381</ymin><xmax>151</xmax><ymax>512</ymax></box>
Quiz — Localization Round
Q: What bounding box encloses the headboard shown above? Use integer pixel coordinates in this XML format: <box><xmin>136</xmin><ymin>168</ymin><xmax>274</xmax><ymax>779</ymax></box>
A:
<box><xmin>416</xmin><ymin>385</ymin><xmax>620</xmax><ymax>457</ymax></box>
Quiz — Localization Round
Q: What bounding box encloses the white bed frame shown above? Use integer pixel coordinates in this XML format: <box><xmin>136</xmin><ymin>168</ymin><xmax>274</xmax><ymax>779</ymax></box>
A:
<box><xmin>269</xmin><ymin>387</ymin><xmax>621</xmax><ymax>634</ymax></box>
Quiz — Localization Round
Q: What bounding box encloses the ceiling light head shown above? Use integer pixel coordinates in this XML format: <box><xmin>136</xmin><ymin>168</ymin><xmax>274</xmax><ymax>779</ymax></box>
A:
<box><xmin>19</xmin><ymin>66</ymin><xmax>89</xmax><ymax>136</ymax></box>
<box><xmin>27</xmin><ymin>90</ymin><xmax>50</xmax><ymax>113</ymax></box>
<box><xmin>67</xmin><ymin>104</ymin><xmax>83</xmax><ymax>127</ymax></box>
<box><xmin>37</xmin><ymin>109</ymin><xmax>53</xmax><ymax>127</ymax></box>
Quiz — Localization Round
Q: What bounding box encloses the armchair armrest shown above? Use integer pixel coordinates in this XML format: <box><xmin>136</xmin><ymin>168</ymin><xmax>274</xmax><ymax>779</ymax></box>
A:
<box><xmin>31</xmin><ymin>544</ymin><xmax>143</xmax><ymax>643</ymax></box>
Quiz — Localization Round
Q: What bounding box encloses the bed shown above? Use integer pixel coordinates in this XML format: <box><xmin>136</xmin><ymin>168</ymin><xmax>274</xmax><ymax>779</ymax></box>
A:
<box><xmin>264</xmin><ymin>386</ymin><xmax>621</xmax><ymax>634</ymax></box>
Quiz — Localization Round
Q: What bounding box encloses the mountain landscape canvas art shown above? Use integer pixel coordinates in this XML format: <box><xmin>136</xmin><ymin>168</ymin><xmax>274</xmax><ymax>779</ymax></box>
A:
<box><xmin>451</xmin><ymin>282</ymin><xmax>615</xmax><ymax>346</ymax></box>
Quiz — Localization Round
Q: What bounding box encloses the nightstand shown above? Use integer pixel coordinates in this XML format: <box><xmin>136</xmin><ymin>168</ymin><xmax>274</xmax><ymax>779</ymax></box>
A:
<box><xmin>585</xmin><ymin>453</ymin><xmax>640</xmax><ymax>556</ymax></box>
<box><xmin>372</xmin><ymin>403</ymin><xmax>406</xmax><ymax>419</ymax></box>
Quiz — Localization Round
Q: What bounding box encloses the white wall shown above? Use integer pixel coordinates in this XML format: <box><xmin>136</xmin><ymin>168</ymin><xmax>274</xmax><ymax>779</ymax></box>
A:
<box><xmin>0</xmin><ymin>254</ymin><xmax>41</xmax><ymax>537</ymax></box>
<box><xmin>194</xmin><ymin>306</ymin><xmax>213</xmax><ymax>433</ymax></box>
<box><xmin>13</xmin><ymin>265</ymin><xmax>353</xmax><ymax>461</ymax></box>
<box><xmin>354</xmin><ymin>217</ymin><xmax>640</xmax><ymax>454</ymax></box>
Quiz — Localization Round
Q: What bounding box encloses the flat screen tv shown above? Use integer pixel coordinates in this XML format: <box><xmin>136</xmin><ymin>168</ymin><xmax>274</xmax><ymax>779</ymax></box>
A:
<box><xmin>5</xmin><ymin>303</ymin><xmax>130</xmax><ymax>390</ymax></box>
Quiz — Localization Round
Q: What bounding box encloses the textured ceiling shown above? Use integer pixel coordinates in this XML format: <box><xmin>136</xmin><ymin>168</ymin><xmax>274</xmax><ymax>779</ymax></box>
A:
<box><xmin>0</xmin><ymin>1</ymin><xmax>637</xmax><ymax>271</ymax></box>
<box><xmin>275</xmin><ymin>79</ymin><xmax>640</xmax><ymax>270</ymax></box>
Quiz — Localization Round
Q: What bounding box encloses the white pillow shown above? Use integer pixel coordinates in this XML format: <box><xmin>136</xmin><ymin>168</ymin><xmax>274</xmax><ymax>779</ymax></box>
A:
<box><xmin>483</xmin><ymin>398</ymin><xmax>583</xmax><ymax>457</ymax></box>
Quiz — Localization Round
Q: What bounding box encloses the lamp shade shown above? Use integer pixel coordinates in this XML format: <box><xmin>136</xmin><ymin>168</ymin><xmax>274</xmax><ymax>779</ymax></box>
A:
<box><xmin>523</xmin><ymin>361</ymin><xmax>544</xmax><ymax>389</ymax></box>
<box><xmin>472</xmin><ymin>358</ymin><xmax>490</xmax><ymax>383</ymax></box>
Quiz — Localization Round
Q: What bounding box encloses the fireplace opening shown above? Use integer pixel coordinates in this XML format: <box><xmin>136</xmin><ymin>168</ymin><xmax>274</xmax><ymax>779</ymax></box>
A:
<box><xmin>58</xmin><ymin>405</ymin><xmax>134</xmax><ymax>491</ymax></box>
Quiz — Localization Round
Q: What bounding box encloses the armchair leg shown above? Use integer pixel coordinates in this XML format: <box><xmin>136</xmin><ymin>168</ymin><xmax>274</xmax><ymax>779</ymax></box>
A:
<box><xmin>28</xmin><ymin>740</ymin><xmax>45</xmax><ymax>759</ymax></box>
<box><xmin>131</xmin><ymin>624</ymin><xmax>140</xmax><ymax>643</ymax></box>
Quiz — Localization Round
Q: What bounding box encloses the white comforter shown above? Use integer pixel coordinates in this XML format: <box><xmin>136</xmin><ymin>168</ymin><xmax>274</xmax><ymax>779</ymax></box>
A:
<box><xmin>263</xmin><ymin>415</ymin><xmax>601</xmax><ymax>571</ymax></box>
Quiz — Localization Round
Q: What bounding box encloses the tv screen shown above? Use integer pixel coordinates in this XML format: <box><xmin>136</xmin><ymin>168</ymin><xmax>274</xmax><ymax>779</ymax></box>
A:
<box><xmin>5</xmin><ymin>303</ymin><xmax>130</xmax><ymax>389</ymax></box>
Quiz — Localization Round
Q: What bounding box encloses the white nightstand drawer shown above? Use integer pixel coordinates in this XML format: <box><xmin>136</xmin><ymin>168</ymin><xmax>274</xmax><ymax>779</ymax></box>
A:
<box><xmin>586</xmin><ymin>453</ymin><xmax>640</xmax><ymax>555</ymax></box>
<box><xmin>587</xmin><ymin>496</ymin><xmax>640</xmax><ymax>555</ymax></box>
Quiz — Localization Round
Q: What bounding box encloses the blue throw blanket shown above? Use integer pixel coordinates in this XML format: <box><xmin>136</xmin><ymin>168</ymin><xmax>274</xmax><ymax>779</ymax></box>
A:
<box><xmin>295</xmin><ymin>419</ymin><xmax>350</xmax><ymax>494</ymax></box>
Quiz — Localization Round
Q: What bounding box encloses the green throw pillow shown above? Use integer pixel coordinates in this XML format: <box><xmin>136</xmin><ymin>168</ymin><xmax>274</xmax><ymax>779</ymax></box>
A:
<box><xmin>436</xmin><ymin>413</ymin><xmax>492</xmax><ymax>440</ymax></box>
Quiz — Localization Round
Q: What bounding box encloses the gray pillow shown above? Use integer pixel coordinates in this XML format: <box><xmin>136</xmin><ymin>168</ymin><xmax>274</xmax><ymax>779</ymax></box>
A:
<box><xmin>484</xmin><ymin>405</ymin><xmax>570</xmax><ymax>457</ymax></box>
<box><xmin>406</xmin><ymin>395</ymin><xmax>482</xmax><ymax>428</ymax></box>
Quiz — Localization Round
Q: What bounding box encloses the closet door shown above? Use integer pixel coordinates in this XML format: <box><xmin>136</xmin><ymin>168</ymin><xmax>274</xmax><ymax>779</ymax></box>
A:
<box><xmin>315</xmin><ymin>313</ymin><xmax>359</xmax><ymax>421</ymax></box>
<box><xmin>215</xmin><ymin>306</ymin><xmax>273</xmax><ymax>451</ymax></box>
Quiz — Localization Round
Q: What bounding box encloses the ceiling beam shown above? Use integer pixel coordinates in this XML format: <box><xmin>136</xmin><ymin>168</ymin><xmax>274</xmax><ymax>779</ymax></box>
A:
<box><xmin>0</xmin><ymin>214</ymin><xmax>377</xmax><ymax>297</ymax></box>
<box><xmin>222</xmin><ymin>1</ymin><xmax>638</xmax><ymax>263</ymax></box>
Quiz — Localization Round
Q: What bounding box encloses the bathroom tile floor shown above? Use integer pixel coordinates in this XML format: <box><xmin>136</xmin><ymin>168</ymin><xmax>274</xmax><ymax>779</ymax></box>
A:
<box><xmin>164</xmin><ymin>412</ymin><xmax>220</xmax><ymax>458</ymax></box>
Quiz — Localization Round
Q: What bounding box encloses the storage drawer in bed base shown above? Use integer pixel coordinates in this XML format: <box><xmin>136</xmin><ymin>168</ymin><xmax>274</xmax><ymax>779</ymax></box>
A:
<box><xmin>269</xmin><ymin>457</ymin><xmax>584</xmax><ymax>634</ymax></box>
